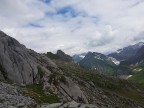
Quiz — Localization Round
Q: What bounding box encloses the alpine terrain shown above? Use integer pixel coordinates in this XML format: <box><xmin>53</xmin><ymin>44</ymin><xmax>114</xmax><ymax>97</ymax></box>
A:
<box><xmin>0</xmin><ymin>31</ymin><xmax>144</xmax><ymax>108</ymax></box>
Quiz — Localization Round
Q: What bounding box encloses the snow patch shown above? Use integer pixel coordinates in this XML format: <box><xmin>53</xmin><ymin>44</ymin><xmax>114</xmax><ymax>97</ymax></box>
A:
<box><xmin>127</xmin><ymin>75</ymin><xmax>133</xmax><ymax>79</ymax></box>
<box><xmin>108</xmin><ymin>57</ymin><xmax>120</xmax><ymax>65</ymax></box>
<box><xmin>94</xmin><ymin>55</ymin><xmax>103</xmax><ymax>60</ymax></box>
<box><xmin>79</xmin><ymin>55</ymin><xmax>85</xmax><ymax>58</ymax></box>
<box><xmin>138</xmin><ymin>69</ymin><xmax>142</xmax><ymax>71</ymax></box>
<box><xmin>134</xmin><ymin>68</ymin><xmax>142</xmax><ymax>72</ymax></box>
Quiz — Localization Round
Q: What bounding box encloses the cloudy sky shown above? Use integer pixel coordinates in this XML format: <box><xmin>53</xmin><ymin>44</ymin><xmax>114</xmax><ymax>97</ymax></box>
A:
<box><xmin>0</xmin><ymin>0</ymin><xmax>144</xmax><ymax>55</ymax></box>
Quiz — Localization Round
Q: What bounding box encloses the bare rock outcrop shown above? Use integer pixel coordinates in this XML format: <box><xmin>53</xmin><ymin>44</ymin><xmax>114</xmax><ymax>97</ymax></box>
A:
<box><xmin>0</xmin><ymin>31</ymin><xmax>87</xmax><ymax>105</ymax></box>
<box><xmin>0</xmin><ymin>31</ymin><xmax>38</xmax><ymax>84</ymax></box>
<box><xmin>0</xmin><ymin>31</ymin><xmax>58</xmax><ymax>84</ymax></box>
<box><xmin>58</xmin><ymin>77</ymin><xmax>88</xmax><ymax>103</ymax></box>
<box><xmin>57</xmin><ymin>50</ymin><xmax>73</xmax><ymax>62</ymax></box>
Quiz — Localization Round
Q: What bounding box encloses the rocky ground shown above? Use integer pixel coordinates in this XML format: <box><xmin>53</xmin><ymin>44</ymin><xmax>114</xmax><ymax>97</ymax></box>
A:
<box><xmin>0</xmin><ymin>82</ymin><xmax>99</xmax><ymax>108</ymax></box>
<box><xmin>0</xmin><ymin>82</ymin><xmax>35</xmax><ymax>108</ymax></box>
<box><xmin>1</xmin><ymin>79</ymin><xmax>143</xmax><ymax>108</ymax></box>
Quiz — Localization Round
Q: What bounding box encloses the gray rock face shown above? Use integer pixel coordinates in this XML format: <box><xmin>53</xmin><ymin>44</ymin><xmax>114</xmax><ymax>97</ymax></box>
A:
<box><xmin>43</xmin><ymin>75</ymin><xmax>88</xmax><ymax>103</ymax></box>
<box><xmin>59</xmin><ymin>77</ymin><xmax>88</xmax><ymax>103</ymax></box>
<box><xmin>0</xmin><ymin>31</ymin><xmax>59</xmax><ymax>84</ymax></box>
<box><xmin>0</xmin><ymin>31</ymin><xmax>39</xmax><ymax>84</ymax></box>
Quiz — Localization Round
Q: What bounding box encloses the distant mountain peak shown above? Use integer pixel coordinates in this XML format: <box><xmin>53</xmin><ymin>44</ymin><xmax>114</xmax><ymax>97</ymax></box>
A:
<box><xmin>108</xmin><ymin>42</ymin><xmax>144</xmax><ymax>61</ymax></box>
<box><xmin>56</xmin><ymin>50</ymin><xmax>73</xmax><ymax>62</ymax></box>
<box><xmin>78</xmin><ymin>51</ymin><xmax>117</xmax><ymax>75</ymax></box>
<box><xmin>136</xmin><ymin>42</ymin><xmax>144</xmax><ymax>47</ymax></box>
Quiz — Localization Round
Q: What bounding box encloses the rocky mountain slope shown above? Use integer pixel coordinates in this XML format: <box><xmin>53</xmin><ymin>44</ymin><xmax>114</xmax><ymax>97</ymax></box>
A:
<box><xmin>54</xmin><ymin>60</ymin><xmax>144</xmax><ymax>107</ymax></box>
<box><xmin>0</xmin><ymin>30</ymin><xmax>144</xmax><ymax>108</ymax></box>
<box><xmin>108</xmin><ymin>43</ymin><xmax>144</xmax><ymax>78</ymax></box>
<box><xmin>0</xmin><ymin>31</ymin><xmax>88</xmax><ymax>107</ymax></box>
<box><xmin>118</xmin><ymin>46</ymin><xmax>144</xmax><ymax>84</ymax></box>
<box><xmin>121</xmin><ymin>46</ymin><xmax>144</xmax><ymax>65</ymax></box>
<box><xmin>108</xmin><ymin>42</ymin><xmax>144</xmax><ymax>61</ymax></box>
<box><xmin>78</xmin><ymin>52</ymin><xmax>117</xmax><ymax>75</ymax></box>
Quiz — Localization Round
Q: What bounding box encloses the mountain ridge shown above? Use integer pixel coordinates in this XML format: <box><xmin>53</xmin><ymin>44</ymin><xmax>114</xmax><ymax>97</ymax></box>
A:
<box><xmin>78</xmin><ymin>52</ymin><xmax>117</xmax><ymax>75</ymax></box>
<box><xmin>108</xmin><ymin>42</ymin><xmax>144</xmax><ymax>61</ymax></box>
<box><xmin>0</xmin><ymin>30</ymin><xmax>144</xmax><ymax>107</ymax></box>
<box><xmin>121</xmin><ymin>46</ymin><xmax>144</xmax><ymax>65</ymax></box>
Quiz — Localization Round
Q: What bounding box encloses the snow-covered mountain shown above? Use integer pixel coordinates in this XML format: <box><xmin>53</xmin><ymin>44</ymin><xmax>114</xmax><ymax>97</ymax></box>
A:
<box><xmin>108</xmin><ymin>57</ymin><xmax>120</xmax><ymax>65</ymax></box>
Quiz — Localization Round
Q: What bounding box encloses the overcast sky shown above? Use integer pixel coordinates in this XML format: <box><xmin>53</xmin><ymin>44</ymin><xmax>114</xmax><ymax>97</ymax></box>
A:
<box><xmin>0</xmin><ymin>0</ymin><xmax>144</xmax><ymax>55</ymax></box>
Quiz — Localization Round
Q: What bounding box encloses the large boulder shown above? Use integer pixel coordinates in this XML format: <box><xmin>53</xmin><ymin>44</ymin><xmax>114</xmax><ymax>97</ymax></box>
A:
<box><xmin>59</xmin><ymin>77</ymin><xmax>88</xmax><ymax>103</ymax></box>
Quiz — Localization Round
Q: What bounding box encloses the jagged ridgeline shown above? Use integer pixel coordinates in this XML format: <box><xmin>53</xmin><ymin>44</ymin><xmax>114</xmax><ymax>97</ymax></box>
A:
<box><xmin>0</xmin><ymin>30</ymin><xmax>144</xmax><ymax>108</ymax></box>
<box><xmin>46</xmin><ymin>50</ymin><xmax>73</xmax><ymax>62</ymax></box>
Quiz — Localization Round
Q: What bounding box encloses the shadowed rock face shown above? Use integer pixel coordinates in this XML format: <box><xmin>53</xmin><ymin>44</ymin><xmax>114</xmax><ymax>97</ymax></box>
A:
<box><xmin>57</xmin><ymin>50</ymin><xmax>73</xmax><ymax>62</ymax></box>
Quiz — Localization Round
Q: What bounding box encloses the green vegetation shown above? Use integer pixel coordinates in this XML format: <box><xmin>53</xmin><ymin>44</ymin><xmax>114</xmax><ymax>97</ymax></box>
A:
<box><xmin>54</xmin><ymin>60</ymin><xmax>144</xmax><ymax>105</ymax></box>
<box><xmin>37</xmin><ymin>66</ymin><xmax>45</xmax><ymax>78</ymax></box>
<box><xmin>48</xmin><ymin>72</ymin><xmax>68</xmax><ymax>85</ymax></box>
<box><xmin>129</xmin><ymin>72</ymin><xmax>144</xmax><ymax>84</ymax></box>
<box><xmin>46</xmin><ymin>52</ymin><xmax>60</xmax><ymax>60</ymax></box>
<box><xmin>22</xmin><ymin>84</ymin><xmax>60</xmax><ymax>104</ymax></box>
<box><xmin>54</xmin><ymin>60</ymin><xmax>121</xmax><ymax>91</ymax></box>
<box><xmin>128</xmin><ymin>63</ymin><xmax>144</xmax><ymax>85</ymax></box>
<box><xmin>119</xmin><ymin>90</ymin><xmax>144</xmax><ymax>105</ymax></box>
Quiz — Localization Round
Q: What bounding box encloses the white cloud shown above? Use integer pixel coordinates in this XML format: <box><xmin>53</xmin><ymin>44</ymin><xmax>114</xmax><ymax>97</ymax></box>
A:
<box><xmin>1</xmin><ymin>0</ymin><xmax>144</xmax><ymax>55</ymax></box>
